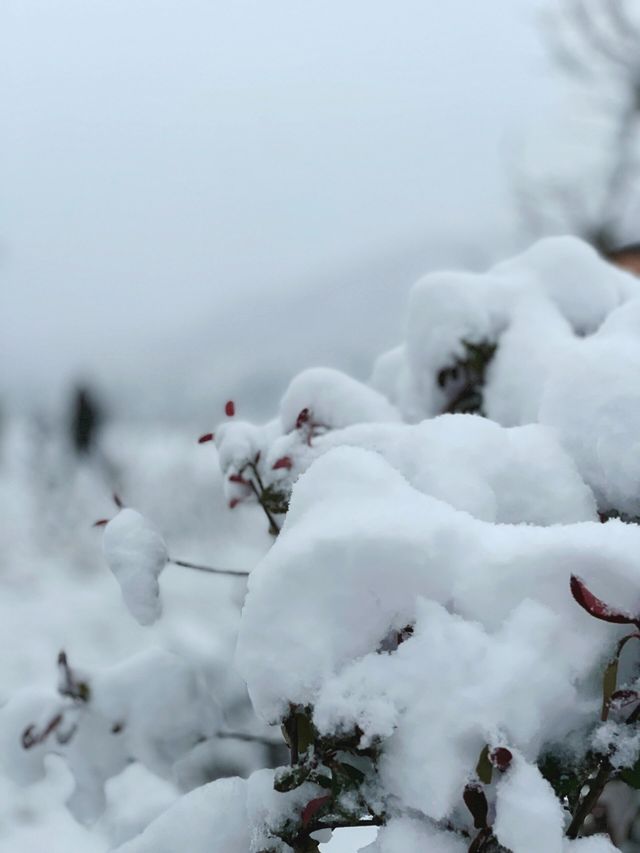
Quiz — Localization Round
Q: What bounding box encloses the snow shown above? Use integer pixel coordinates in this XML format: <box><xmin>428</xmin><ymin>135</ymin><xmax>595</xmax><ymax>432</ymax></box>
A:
<box><xmin>237</xmin><ymin>445</ymin><xmax>638</xmax><ymax>724</ymax></box>
<box><xmin>372</xmin><ymin>235</ymin><xmax>640</xmax><ymax>517</ymax></box>
<box><xmin>115</xmin><ymin>776</ymin><xmax>249</xmax><ymax>853</ymax></box>
<box><xmin>0</xmin><ymin>688</ymin><xmax>64</xmax><ymax>786</ymax></box>
<box><xmin>114</xmin><ymin>769</ymin><xmax>324</xmax><ymax>853</ymax></box>
<box><xmin>493</xmin><ymin>758</ymin><xmax>619</xmax><ymax>852</ymax></box>
<box><xmin>493</xmin><ymin>757</ymin><xmax>565</xmax><ymax>853</ymax></box>
<box><xmin>0</xmin><ymin>420</ymin><xmax>272</xmax><ymax>850</ymax></box>
<box><xmin>266</xmin><ymin>414</ymin><xmax>596</xmax><ymax>525</ymax></box>
<box><xmin>538</xmin><ymin>340</ymin><xmax>640</xmax><ymax>517</ymax></box>
<box><xmin>592</xmin><ymin>722</ymin><xmax>640</xmax><ymax>771</ymax></box>
<box><xmin>7</xmin><ymin>235</ymin><xmax>640</xmax><ymax>851</ymax></box>
<box><xmin>279</xmin><ymin>368</ymin><xmax>401</xmax><ymax>432</ymax></box>
<box><xmin>565</xmin><ymin>840</ymin><xmax>619</xmax><ymax>852</ymax></box>
<box><xmin>367</xmin><ymin>816</ymin><xmax>467</xmax><ymax>852</ymax></box>
<box><xmin>103</xmin><ymin>509</ymin><xmax>169</xmax><ymax>626</ymax></box>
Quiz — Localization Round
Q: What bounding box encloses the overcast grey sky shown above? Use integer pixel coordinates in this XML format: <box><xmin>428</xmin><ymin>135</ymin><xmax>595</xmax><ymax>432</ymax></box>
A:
<box><xmin>1</xmin><ymin>0</ymin><xmax>554</xmax><ymax>418</ymax></box>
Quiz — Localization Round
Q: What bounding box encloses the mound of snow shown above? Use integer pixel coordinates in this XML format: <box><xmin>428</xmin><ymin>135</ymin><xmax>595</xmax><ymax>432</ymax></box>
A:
<box><xmin>103</xmin><ymin>509</ymin><xmax>169</xmax><ymax>625</ymax></box>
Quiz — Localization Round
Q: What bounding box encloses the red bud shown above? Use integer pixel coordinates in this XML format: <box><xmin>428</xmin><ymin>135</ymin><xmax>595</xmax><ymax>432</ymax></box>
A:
<box><xmin>296</xmin><ymin>407</ymin><xmax>310</xmax><ymax>429</ymax></box>
<box><xmin>93</xmin><ymin>519</ymin><xmax>109</xmax><ymax>527</ymax></box>
<box><xmin>272</xmin><ymin>456</ymin><xmax>293</xmax><ymax>471</ymax></box>
<box><xmin>490</xmin><ymin>747</ymin><xmax>513</xmax><ymax>772</ymax></box>
<box><xmin>228</xmin><ymin>473</ymin><xmax>249</xmax><ymax>485</ymax></box>
<box><xmin>198</xmin><ymin>432</ymin><xmax>215</xmax><ymax>444</ymax></box>
<box><xmin>225</xmin><ymin>400</ymin><xmax>235</xmax><ymax>417</ymax></box>
<box><xmin>229</xmin><ymin>498</ymin><xmax>240</xmax><ymax>509</ymax></box>
<box><xmin>609</xmin><ymin>689</ymin><xmax>640</xmax><ymax>710</ymax></box>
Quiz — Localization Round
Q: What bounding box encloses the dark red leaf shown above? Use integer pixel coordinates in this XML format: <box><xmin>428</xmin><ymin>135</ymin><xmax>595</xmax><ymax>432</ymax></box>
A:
<box><xmin>301</xmin><ymin>794</ymin><xmax>331</xmax><ymax>828</ymax></box>
<box><xmin>93</xmin><ymin>518</ymin><xmax>109</xmax><ymax>527</ymax></box>
<box><xmin>21</xmin><ymin>713</ymin><xmax>63</xmax><ymax>750</ymax></box>
<box><xmin>225</xmin><ymin>400</ymin><xmax>235</xmax><ymax>417</ymax></box>
<box><xmin>198</xmin><ymin>432</ymin><xmax>214</xmax><ymax>444</ymax></box>
<box><xmin>272</xmin><ymin>456</ymin><xmax>293</xmax><ymax>471</ymax></box>
<box><xmin>490</xmin><ymin>747</ymin><xmax>513</xmax><ymax>772</ymax></box>
<box><xmin>463</xmin><ymin>783</ymin><xmax>488</xmax><ymax>829</ymax></box>
<box><xmin>295</xmin><ymin>408</ymin><xmax>310</xmax><ymax>429</ymax></box>
<box><xmin>228</xmin><ymin>498</ymin><xmax>240</xmax><ymax>509</ymax></box>
<box><xmin>228</xmin><ymin>473</ymin><xmax>249</xmax><ymax>485</ymax></box>
<box><xmin>609</xmin><ymin>689</ymin><xmax>640</xmax><ymax>709</ymax></box>
<box><xmin>570</xmin><ymin>575</ymin><xmax>639</xmax><ymax>626</ymax></box>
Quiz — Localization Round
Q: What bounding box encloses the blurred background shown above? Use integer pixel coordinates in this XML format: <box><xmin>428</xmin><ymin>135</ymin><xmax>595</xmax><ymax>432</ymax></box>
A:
<box><xmin>4</xmin><ymin>0</ymin><xmax>639</xmax><ymax>426</ymax></box>
<box><xmin>2</xmin><ymin>0</ymin><xmax>640</xmax><ymax>850</ymax></box>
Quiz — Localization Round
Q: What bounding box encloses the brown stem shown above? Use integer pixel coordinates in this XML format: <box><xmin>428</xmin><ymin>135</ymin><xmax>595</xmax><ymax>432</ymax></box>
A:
<box><xmin>247</xmin><ymin>477</ymin><xmax>281</xmax><ymax>536</ymax></box>
<box><xmin>566</xmin><ymin>761</ymin><xmax>611</xmax><ymax>839</ymax></box>
<box><xmin>217</xmin><ymin>730</ymin><xmax>281</xmax><ymax>747</ymax></box>
<box><xmin>314</xmin><ymin>817</ymin><xmax>384</xmax><ymax>830</ymax></box>
<box><xmin>170</xmin><ymin>559</ymin><xmax>249</xmax><ymax>577</ymax></box>
<box><xmin>289</xmin><ymin>713</ymin><xmax>299</xmax><ymax>765</ymax></box>
<box><xmin>443</xmin><ymin>381</ymin><xmax>481</xmax><ymax>415</ymax></box>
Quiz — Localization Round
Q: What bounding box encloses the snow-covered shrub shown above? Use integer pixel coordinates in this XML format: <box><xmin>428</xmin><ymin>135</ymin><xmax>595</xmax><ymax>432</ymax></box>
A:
<box><xmin>6</xmin><ymin>236</ymin><xmax>640</xmax><ymax>852</ymax></box>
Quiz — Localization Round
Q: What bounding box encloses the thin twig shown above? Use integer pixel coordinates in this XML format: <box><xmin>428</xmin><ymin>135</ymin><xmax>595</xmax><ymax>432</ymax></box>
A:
<box><xmin>170</xmin><ymin>559</ymin><xmax>249</xmax><ymax>577</ymax></box>
<box><xmin>566</xmin><ymin>760</ymin><xmax>611</xmax><ymax>838</ymax></box>
<box><xmin>217</xmin><ymin>730</ymin><xmax>281</xmax><ymax>747</ymax></box>
<box><xmin>314</xmin><ymin>817</ymin><xmax>384</xmax><ymax>830</ymax></box>
<box><xmin>246</xmin><ymin>463</ymin><xmax>281</xmax><ymax>536</ymax></box>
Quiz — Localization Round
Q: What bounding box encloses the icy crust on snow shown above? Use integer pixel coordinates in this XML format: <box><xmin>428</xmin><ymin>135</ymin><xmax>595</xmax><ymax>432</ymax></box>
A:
<box><xmin>237</xmin><ymin>448</ymin><xmax>640</xmax><ymax>819</ymax></box>
<box><xmin>370</xmin><ymin>236</ymin><xmax>640</xmax><ymax>517</ymax></box>
<box><xmin>265</xmin><ymin>414</ymin><xmax>596</xmax><ymax>525</ymax></box>
<box><xmin>0</xmin><ymin>650</ymin><xmax>220</xmax><ymax>824</ymax></box>
<box><xmin>115</xmin><ymin>768</ymin><xmax>321</xmax><ymax>853</ymax></box>
<box><xmin>103</xmin><ymin>509</ymin><xmax>169</xmax><ymax>625</ymax></box>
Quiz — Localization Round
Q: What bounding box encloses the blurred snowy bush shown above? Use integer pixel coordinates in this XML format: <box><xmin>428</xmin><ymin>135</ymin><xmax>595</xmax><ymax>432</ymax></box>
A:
<box><xmin>5</xmin><ymin>236</ymin><xmax>640</xmax><ymax>852</ymax></box>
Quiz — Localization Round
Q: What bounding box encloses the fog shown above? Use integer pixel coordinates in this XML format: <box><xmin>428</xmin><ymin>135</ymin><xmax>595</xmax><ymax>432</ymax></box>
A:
<box><xmin>1</xmin><ymin>0</ymin><xmax>553</xmax><ymax>419</ymax></box>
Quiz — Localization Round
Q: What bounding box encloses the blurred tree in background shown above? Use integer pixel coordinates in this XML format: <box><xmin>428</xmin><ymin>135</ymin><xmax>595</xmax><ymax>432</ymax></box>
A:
<box><xmin>69</xmin><ymin>385</ymin><xmax>103</xmax><ymax>457</ymax></box>
<box><xmin>516</xmin><ymin>0</ymin><xmax>640</xmax><ymax>256</ymax></box>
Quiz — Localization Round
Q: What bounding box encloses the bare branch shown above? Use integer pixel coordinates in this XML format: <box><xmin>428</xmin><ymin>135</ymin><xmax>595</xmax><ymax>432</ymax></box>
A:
<box><xmin>170</xmin><ymin>558</ymin><xmax>249</xmax><ymax>577</ymax></box>
<box><xmin>569</xmin><ymin>0</ymin><xmax>636</xmax><ymax>70</ymax></box>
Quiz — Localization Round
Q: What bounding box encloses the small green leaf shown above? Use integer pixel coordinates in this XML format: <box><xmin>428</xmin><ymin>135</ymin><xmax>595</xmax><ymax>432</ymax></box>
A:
<box><xmin>538</xmin><ymin>752</ymin><xmax>590</xmax><ymax>810</ymax></box>
<box><xmin>273</xmin><ymin>764</ymin><xmax>310</xmax><ymax>792</ymax></box>
<box><xmin>296</xmin><ymin>712</ymin><xmax>316</xmax><ymax>754</ymax></box>
<box><xmin>620</xmin><ymin>760</ymin><xmax>640</xmax><ymax>789</ymax></box>
<box><xmin>475</xmin><ymin>745</ymin><xmax>493</xmax><ymax>785</ymax></box>
<box><xmin>312</xmin><ymin>772</ymin><xmax>333</xmax><ymax>789</ymax></box>
<box><xmin>336</xmin><ymin>762</ymin><xmax>365</xmax><ymax>786</ymax></box>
